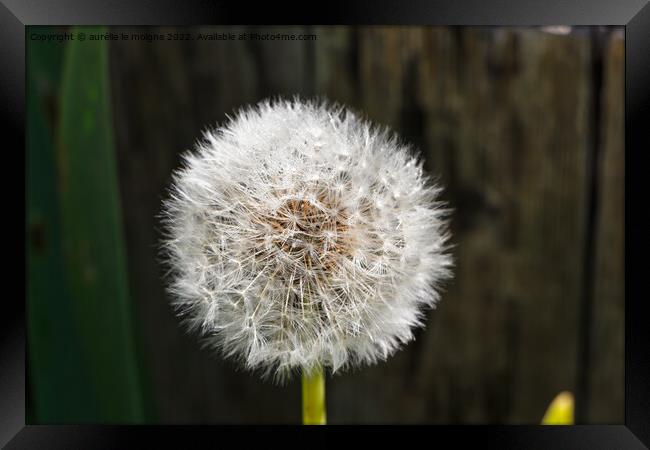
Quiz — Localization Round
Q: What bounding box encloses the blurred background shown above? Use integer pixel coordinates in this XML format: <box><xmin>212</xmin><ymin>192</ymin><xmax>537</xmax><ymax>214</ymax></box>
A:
<box><xmin>26</xmin><ymin>25</ymin><xmax>623</xmax><ymax>424</ymax></box>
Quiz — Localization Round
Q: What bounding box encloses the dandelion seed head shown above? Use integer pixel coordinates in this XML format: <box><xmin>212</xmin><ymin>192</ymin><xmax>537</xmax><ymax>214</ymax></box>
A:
<box><xmin>161</xmin><ymin>98</ymin><xmax>453</xmax><ymax>381</ymax></box>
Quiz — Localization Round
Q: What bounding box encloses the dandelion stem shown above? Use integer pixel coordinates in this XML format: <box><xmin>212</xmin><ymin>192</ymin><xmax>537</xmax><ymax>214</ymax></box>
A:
<box><xmin>302</xmin><ymin>366</ymin><xmax>326</xmax><ymax>425</ymax></box>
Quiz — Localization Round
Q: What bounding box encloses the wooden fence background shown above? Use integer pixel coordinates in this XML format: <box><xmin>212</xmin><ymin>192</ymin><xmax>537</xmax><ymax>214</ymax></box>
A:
<box><xmin>106</xmin><ymin>26</ymin><xmax>623</xmax><ymax>424</ymax></box>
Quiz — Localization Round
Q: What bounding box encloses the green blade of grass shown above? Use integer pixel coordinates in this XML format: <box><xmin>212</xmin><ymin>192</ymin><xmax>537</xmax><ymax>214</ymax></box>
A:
<box><xmin>26</xmin><ymin>26</ymin><xmax>100</xmax><ymax>423</ymax></box>
<box><xmin>54</xmin><ymin>26</ymin><xmax>143</xmax><ymax>422</ymax></box>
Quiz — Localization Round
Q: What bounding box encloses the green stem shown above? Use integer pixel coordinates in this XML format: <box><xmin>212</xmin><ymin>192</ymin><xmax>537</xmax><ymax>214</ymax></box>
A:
<box><xmin>302</xmin><ymin>366</ymin><xmax>326</xmax><ymax>425</ymax></box>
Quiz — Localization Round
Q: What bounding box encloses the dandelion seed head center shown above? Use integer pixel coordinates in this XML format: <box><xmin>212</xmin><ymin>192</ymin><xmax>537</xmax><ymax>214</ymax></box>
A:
<box><xmin>255</xmin><ymin>191</ymin><xmax>352</xmax><ymax>277</ymax></box>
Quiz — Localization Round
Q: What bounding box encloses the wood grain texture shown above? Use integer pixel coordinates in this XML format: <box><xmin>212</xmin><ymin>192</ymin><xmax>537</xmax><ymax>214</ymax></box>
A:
<box><xmin>587</xmin><ymin>33</ymin><xmax>624</xmax><ymax>423</ymax></box>
<box><xmin>108</xmin><ymin>26</ymin><xmax>624</xmax><ymax>424</ymax></box>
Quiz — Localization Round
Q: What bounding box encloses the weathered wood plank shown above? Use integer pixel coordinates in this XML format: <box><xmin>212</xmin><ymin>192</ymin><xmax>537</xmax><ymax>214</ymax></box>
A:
<box><xmin>587</xmin><ymin>31</ymin><xmax>624</xmax><ymax>423</ymax></box>
<box><xmin>322</xmin><ymin>27</ymin><xmax>592</xmax><ymax>424</ymax></box>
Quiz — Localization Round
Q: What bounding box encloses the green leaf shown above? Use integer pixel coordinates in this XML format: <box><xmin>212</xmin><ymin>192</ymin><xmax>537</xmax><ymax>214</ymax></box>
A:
<box><xmin>28</xmin><ymin>26</ymin><xmax>144</xmax><ymax>422</ymax></box>
<box><xmin>27</xmin><ymin>25</ymin><xmax>99</xmax><ymax>423</ymax></box>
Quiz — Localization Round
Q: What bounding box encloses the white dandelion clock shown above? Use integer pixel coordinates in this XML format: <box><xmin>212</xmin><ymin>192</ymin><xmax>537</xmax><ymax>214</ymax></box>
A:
<box><xmin>161</xmin><ymin>98</ymin><xmax>452</xmax><ymax>421</ymax></box>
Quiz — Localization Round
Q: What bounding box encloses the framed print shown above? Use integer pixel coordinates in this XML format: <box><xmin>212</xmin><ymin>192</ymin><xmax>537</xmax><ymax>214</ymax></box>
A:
<box><xmin>4</xmin><ymin>0</ymin><xmax>648</xmax><ymax>448</ymax></box>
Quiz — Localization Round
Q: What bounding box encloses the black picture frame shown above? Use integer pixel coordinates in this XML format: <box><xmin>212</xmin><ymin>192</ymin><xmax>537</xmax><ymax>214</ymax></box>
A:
<box><xmin>5</xmin><ymin>1</ymin><xmax>649</xmax><ymax>447</ymax></box>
